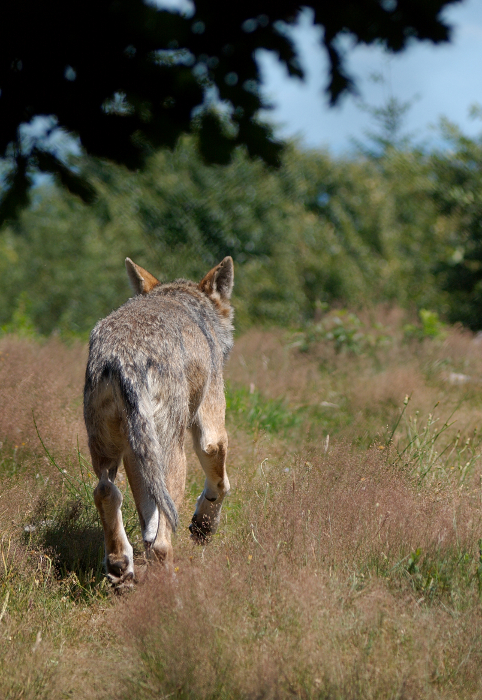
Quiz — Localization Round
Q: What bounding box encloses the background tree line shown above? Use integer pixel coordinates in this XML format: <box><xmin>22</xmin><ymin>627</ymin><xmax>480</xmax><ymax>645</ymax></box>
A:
<box><xmin>1</xmin><ymin>115</ymin><xmax>482</xmax><ymax>337</ymax></box>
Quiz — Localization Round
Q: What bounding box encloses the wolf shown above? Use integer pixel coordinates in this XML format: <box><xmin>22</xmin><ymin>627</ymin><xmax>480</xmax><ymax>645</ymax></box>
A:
<box><xmin>83</xmin><ymin>256</ymin><xmax>234</xmax><ymax>586</ymax></box>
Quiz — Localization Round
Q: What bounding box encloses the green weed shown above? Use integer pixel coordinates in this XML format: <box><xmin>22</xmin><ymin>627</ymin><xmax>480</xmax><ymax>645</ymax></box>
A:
<box><xmin>388</xmin><ymin>398</ymin><xmax>482</xmax><ymax>485</ymax></box>
<box><xmin>389</xmin><ymin>545</ymin><xmax>479</xmax><ymax>605</ymax></box>
<box><xmin>293</xmin><ymin>309</ymin><xmax>392</xmax><ymax>354</ymax></box>
<box><xmin>225</xmin><ymin>382</ymin><xmax>304</xmax><ymax>435</ymax></box>
<box><xmin>225</xmin><ymin>380</ymin><xmax>352</xmax><ymax>442</ymax></box>
<box><xmin>403</xmin><ymin>308</ymin><xmax>448</xmax><ymax>341</ymax></box>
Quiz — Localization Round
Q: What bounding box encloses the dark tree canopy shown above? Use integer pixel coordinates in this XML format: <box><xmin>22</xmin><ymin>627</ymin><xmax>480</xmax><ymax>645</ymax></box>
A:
<box><xmin>0</xmin><ymin>0</ymin><xmax>460</xmax><ymax>221</ymax></box>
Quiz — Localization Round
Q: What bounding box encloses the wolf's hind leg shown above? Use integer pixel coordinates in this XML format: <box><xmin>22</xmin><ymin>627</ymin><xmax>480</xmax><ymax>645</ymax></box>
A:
<box><xmin>123</xmin><ymin>446</ymin><xmax>186</xmax><ymax>570</ymax></box>
<box><xmin>92</xmin><ymin>457</ymin><xmax>134</xmax><ymax>585</ymax></box>
<box><xmin>190</xmin><ymin>413</ymin><xmax>230</xmax><ymax>543</ymax></box>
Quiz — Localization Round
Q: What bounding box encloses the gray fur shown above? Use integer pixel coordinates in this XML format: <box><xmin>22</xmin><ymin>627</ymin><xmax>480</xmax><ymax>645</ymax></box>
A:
<box><xmin>84</xmin><ymin>257</ymin><xmax>234</xmax><ymax>581</ymax></box>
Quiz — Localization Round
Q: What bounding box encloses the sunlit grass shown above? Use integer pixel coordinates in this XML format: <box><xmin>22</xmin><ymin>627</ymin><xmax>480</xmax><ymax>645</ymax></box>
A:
<box><xmin>2</xmin><ymin>317</ymin><xmax>482</xmax><ymax>697</ymax></box>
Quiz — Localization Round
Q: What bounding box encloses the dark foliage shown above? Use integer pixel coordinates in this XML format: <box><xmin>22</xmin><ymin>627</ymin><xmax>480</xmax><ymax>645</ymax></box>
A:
<box><xmin>0</xmin><ymin>0</ymin><xmax>459</xmax><ymax>223</ymax></box>
<box><xmin>430</xmin><ymin>123</ymin><xmax>482</xmax><ymax>329</ymax></box>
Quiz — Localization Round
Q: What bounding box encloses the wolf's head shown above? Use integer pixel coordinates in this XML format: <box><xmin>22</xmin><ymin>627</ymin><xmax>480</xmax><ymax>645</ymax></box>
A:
<box><xmin>125</xmin><ymin>256</ymin><xmax>234</xmax><ymax>318</ymax></box>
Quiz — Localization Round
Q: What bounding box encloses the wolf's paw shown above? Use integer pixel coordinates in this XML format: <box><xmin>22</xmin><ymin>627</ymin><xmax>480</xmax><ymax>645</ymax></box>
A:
<box><xmin>106</xmin><ymin>553</ymin><xmax>135</xmax><ymax>591</ymax></box>
<box><xmin>189</xmin><ymin>516</ymin><xmax>213</xmax><ymax>544</ymax></box>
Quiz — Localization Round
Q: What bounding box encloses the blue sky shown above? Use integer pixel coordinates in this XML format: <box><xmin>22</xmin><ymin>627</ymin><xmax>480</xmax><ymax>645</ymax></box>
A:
<box><xmin>256</xmin><ymin>0</ymin><xmax>482</xmax><ymax>153</ymax></box>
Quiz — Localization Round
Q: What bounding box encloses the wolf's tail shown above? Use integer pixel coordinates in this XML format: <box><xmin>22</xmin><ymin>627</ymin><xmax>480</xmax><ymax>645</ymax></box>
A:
<box><xmin>117</xmin><ymin>368</ymin><xmax>179</xmax><ymax>533</ymax></box>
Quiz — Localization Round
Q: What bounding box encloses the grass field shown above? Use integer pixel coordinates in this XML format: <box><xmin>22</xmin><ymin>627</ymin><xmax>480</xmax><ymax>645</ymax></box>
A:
<box><xmin>2</xmin><ymin>308</ymin><xmax>482</xmax><ymax>698</ymax></box>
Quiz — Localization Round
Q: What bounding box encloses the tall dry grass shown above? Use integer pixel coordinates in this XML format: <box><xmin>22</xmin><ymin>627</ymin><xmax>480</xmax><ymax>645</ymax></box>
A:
<box><xmin>1</xmin><ymin>316</ymin><xmax>482</xmax><ymax>698</ymax></box>
<box><xmin>0</xmin><ymin>335</ymin><xmax>87</xmax><ymax>454</ymax></box>
<box><xmin>108</xmin><ymin>444</ymin><xmax>482</xmax><ymax>700</ymax></box>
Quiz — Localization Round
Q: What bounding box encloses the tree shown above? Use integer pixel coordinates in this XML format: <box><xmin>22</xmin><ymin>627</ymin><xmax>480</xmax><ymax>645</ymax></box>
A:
<box><xmin>431</xmin><ymin>120</ymin><xmax>482</xmax><ymax>329</ymax></box>
<box><xmin>353</xmin><ymin>91</ymin><xmax>418</xmax><ymax>157</ymax></box>
<box><xmin>0</xmin><ymin>0</ymin><xmax>460</xmax><ymax>222</ymax></box>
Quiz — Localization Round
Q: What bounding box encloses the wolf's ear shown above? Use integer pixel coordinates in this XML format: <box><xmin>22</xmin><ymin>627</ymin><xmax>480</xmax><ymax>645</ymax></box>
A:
<box><xmin>125</xmin><ymin>258</ymin><xmax>159</xmax><ymax>295</ymax></box>
<box><xmin>199</xmin><ymin>256</ymin><xmax>234</xmax><ymax>301</ymax></box>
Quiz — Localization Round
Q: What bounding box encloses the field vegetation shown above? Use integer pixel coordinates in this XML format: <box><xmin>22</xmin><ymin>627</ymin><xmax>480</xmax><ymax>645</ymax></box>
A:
<box><xmin>3</xmin><ymin>108</ymin><xmax>482</xmax><ymax>697</ymax></box>
<box><xmin>2</xmin><ymin>308</ymin><xmax>482</xmax><ymax>698</ymax></box>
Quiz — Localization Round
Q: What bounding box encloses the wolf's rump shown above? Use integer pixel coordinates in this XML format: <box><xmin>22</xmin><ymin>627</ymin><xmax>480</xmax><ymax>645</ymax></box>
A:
<box><xmin>86</xmin><ymin>357</ymin><xmax>180</xmax><ymax>532</ymax></box>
